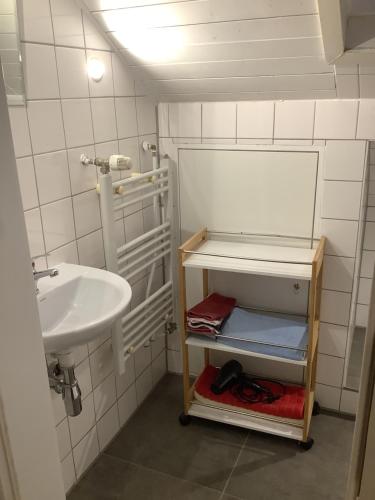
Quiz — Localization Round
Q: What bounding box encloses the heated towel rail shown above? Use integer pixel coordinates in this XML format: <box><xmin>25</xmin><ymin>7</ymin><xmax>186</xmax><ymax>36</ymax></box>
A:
<box><xmin>99</xmin><ymin>156</ymin><xmax>174</xmax><ymax>375</ymax></box>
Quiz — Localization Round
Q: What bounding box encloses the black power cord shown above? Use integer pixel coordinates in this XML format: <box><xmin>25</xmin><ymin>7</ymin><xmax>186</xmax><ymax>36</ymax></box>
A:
<box><xmin>230</xmin><ymin>374</ymin><xmax>286</xmax><ymax>404</ymax></box>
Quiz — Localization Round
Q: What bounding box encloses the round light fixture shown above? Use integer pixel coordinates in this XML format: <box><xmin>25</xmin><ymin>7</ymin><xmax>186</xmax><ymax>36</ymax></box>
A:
<box><xmin>87</xmin><ymin>57</ymin><xmax>105</xmax><ymax>82</ymax></box>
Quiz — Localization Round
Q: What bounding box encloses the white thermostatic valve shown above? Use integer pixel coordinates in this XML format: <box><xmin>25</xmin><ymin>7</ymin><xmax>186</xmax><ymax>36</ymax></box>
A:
<box><xmin>109</xmin><ymin>155</ymin><xmax>132</xmax><ymax>171</ymax></box>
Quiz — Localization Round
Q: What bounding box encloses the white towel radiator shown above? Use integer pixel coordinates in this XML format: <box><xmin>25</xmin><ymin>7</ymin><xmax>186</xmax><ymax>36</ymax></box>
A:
<box><xmin>98</xmin><ymin>155</ymin><xmax>174</xmax><ymax>375</ymax></box>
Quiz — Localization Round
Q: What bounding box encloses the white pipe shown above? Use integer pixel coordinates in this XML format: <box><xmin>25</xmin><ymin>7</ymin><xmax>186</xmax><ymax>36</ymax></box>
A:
<box><xmin>117</xmin><ymin>221</ymin><xmax>170</xmax><ymax>256</ymax></box>
<box><xmin>113</xmin><ymin>175</ymin><xmax>167</xmax><ymax>201</ymax></box>
<box><xmin>124</xmin><ymin>319</ymin><xmax>167</xmax><ymax>362</ymax></box>
<box><xmin>118</xmin><ymin>231</ymin><xmax>170</xmax><ymax>266</ymax></box>
<box><xmin>124</xmin><ymin>306</ymin><xmax>172</xmax><ymax>353</ymax></box>
<box><xmin>112</xmin><ymin>165</ymin><xmax>168</xmax><ymax>188</ymax></box>
<box><xmin>121</xmin><ymin>281</ymin><xmax>172</xmax><ymax>323</ymax></box>
<box><xmin>121</xmin><ymin>289</ymin><xmax>172</xmax><ymax>331</ymax></box>
<box><xmin>146</xmin><ymin>151</ymin><xmax>163</xmax><ymax>299</ymax></box>
<box><xmin>123</xmin><ymin>299</ymin><xmax>173</xmax><ymax>343</ymax></box>
<box><xmin>119</xmin><ymin>240</ymin><xmax>170</xmax><ymax>276</ymax></box>
<box><xmin>124</xmin><ymin>249</ymin><xmax>171</xmax><ymax>281</ymax></box>
<box><xmin>113</xmin><ymin>186</ymin><xmax>168</xmax><ymax>211</ymax></box>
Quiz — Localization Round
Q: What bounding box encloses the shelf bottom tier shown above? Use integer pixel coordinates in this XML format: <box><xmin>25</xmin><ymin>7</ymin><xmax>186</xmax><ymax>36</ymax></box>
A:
<box><xmin>188</xmin><ymin>400</ymin><xmax>303</xmax><ymax>441</ymax></box>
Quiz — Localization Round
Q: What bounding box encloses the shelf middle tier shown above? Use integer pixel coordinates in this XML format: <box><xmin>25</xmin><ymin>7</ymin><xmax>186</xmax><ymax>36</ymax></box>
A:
<box><xmin>182</xmin><ymin>239</ymin><xmax>315</xmax><ymax>280</ymax></box>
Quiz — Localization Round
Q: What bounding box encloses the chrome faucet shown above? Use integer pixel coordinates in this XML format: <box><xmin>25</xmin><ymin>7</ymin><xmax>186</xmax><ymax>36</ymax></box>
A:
<box><xmin>32</xmin><ymin>260</ymin><xmax>59</xmax><ymax>293</ymax></box>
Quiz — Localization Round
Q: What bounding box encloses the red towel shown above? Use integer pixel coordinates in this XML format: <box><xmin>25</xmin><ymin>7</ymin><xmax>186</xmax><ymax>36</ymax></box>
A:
<box><xmin>187</xmin><ymin>293</ymin><xmax>236</xmax><ymax>335</ymax></box>
<box><xmin>195</xmin><ymin>365</ymin><xmax>305</xmax><ymax>420</ymax></box>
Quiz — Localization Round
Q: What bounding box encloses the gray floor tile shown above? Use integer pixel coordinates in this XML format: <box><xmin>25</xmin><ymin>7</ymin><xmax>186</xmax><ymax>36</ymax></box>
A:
<box><xmin>68</xmin><ymin>454</ymin><xmax>221</xmax><ymax>500</ymax></box>
<box><xmin>105</xmin><ymin>374</ymin><xmax>247</xmax><ymax>491</ymax></box>
<box><xmin>224</xmin><ymin>413</ymin><xmax>354</xmax><ymax>500</ymax></box>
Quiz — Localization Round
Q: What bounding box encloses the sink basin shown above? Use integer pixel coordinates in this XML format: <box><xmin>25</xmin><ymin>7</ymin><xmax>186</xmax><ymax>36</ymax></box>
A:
<box><xmin>37</xmin><ymin>263</ymin><xmax>132</xmax><ymax>353</ymax></box>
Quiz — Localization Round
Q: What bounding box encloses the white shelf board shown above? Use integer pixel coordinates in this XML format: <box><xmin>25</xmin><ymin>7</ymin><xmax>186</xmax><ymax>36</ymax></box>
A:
<box><xmin>186</xmin><ymin>335</ymin><xmax>307</xmax><ymax>366</ymax></box>
<box><xmin>183</xmin><ymin>240</ymin><xmax>314</xmax><ymax>280</ymax></box>
<box><xmin>188</xmin><ymin>401</ymin><xmax>303</xmax><ymax>441</ymax></box>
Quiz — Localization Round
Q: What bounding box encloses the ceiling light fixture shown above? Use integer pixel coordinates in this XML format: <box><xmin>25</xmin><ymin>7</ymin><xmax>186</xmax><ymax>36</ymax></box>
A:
<box><xmin>87</xmin><ymin>57</ymin><xmax>105</xmax><ymax>82</ymax></box>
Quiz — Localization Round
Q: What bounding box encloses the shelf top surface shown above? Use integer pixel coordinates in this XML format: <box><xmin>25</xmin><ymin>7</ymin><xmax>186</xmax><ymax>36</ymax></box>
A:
<box><xmin>182</xmin><ymin>239</ymin><xmax>315</xmax><ymax>279</ymax></box>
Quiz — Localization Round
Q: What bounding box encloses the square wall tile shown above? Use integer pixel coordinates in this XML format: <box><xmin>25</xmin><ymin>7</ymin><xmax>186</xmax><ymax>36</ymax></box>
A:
<box><xmin>321</xmin><ymin>219</ymin><xmax>358</xmax><ymax>257</ymax></box>
<box><xmin>87</xmin><ymin>50</ymin><xmax>113</xmax><ymax>97</ymax></box>
<box><xmin>340</xmin><ymin>389</ymin><xmax>358</xmax><ymax>415</ymax></box>
<box><xmin>62</xmin><ymin>99</ymin><xmax>94</xmax><ymax>148</ymax></box>
<box><xmin>158</xmin><ymin>103</ymin><xmax>169</xmax><ymax>137</ymax></box>
<box><xmin>115</xmin><ymin>97</ymin><xmax>138</xmax><ymax>138</ymax></box>
<box><xmin>48</xmin><ymin>241</ymin><xmax>79</xmax><ymax>266</ymax></box>
<box><xmin>357</xmin><ymin>99</ymin><xmax>375</xmax><ymax>139</ymax></box>
<box><xmin>336</xmin><ymin>74</ymin><xmax>359</xmax><ymax>98</ymax></box>
<box><xmin>134</xmin><ymin>346</ymin><xmax>152</xmax><ymax>378</ymax></box>
<box><xmin>364</xmin><ymin>221</ymin><xmax>375</xmax><ymax>250</ymax></box>
<box><xmin>72</xmin><ymin>189</ymin><xmax>101</xmax><ymax>238</ymax></box>
<box><xmin>68</xmin><ymin>392</ymin><xmax>95</xmax><ymax>447</ymax></box>
<box><xmin>27</xmin><ymin>100</ymin><xmax>65</xmax><ymax>154</ymax></box>
<box><xmin>318</xmin><ymin>323</ymin><xmax>347</xmax><ymax>358</ymax></box>
<box><xmin>89</xmin><ymin>338</ymin><xmax>114</xmax><ymax>388</ymax></box>
<box><xmin>24</xmin><ymin>208</ymin><xmax>45</xmax><ymax>256</ymax></box>
<box><xmin>315</xmin><ymin>383</ymin><xmax>341</xmax><ymax>411</ymax></box>
<box><xmin>74</xmin><ymin>358</ymin><xmax>92</xmax><ymax>399</ymax></box>
<box><xmin>118</xmin><ymin>384</ymin><xmax>137</xmax><ymax>427</ymax></box>
<box><xmin>116</xmin><ymin>357</ymin><xmax>135</xmax><ymax>397</ymax></box>
<box><xmin>61</xmin><ymin>453</ymin><xmax>76</xmax><ymax>494</ymax></box>
<box><xmin>51</xmin><ymin>389</ymin><xmax>66</xmax><ymax>426</ymax></box>
<box><xmin>41</xmin><ymin>197</ymin><xmax>75</xmax><ymax>251</ymax></box>
<box><xmin>124</xmin><ymin>210</ymin><xmax>144</xmax><ymax>242</ymax></box>
<box><xmin>356</xmin><ymin>303</ymin><xmax>369</xmax><ymax>327</ymax></box>
<box><xmin>67</xmin><ymin>145</ymin><xmax>96</xmax><ymax>195</ymax></box>
<box><xmin>324</xmin><ymin>141</ymin><xmax>366</xmax><ymax>181</ymax></box>
<box><xmin>16</xmin><ymin>157</ymin><xmax>38</xmax><ymax>210</ymax></box>
<box><xmin>322</xmin><ymin>181</ymin><xmax>362</xmax><ymax>220</ymax></box>
<box><xmin>135</xmin><ymin>365</ymin><xmax>152</xmax><ymax>404</ymax></box>
<box><xmin>152</xmin><ymin>351</ymin><xmax>167</xmax><ymax>386</ymax></box>
<box><xmin>72</xmin><ymin>425</ymin><xmax>99</xmax><ymax>479</ymax></box>
<box><xmin>93</xmin><ymin>373</ymin><xmax>116</xmax><ymax>420</ymax></box>
<box><xmin>314</xmin><ymin>100</ymin><xmax>358</xmax><ymax>139</ymax></box>
<box><xmin>23</xmin><ymin>43</ymin><xmax>59</xmax><ymax>100</ymax></box>
<box><xmin>202</xmin><ymin>102</ymin><xmax>236</xmax><ymax>138</ymax></box>
<box><xmin>50</xmin><ymin>0</ymin><xmax>84</xmax><ymax>47</ymax></box>
<box><xmin>91</xmin><ymin>98</ymin><xmax>117</xmax><ymax>143</ymax></box>
<box><xmin>359</xmin><ymin>75</ymin><xmax>375</xmax><ymax>98</ymax></box>
<box><xmin>97</xmin><ymin>403</ymin><xmax>120</xmax><ymax>450</ymax></box>
<box><xmin>274</xmin><ymin>101</ymin><xmax>314</xmax><ymax>139</ymax></box>
<box><xmin>77</xmin><ymin>229</ymin><xmax>105</xmax><ymax>268</ymax></box>
<box><xmin>112</xmin><ymin>53</ymin><xmax>135</xmax><ymax>97</ymax></box>
<box><xmin>21</xmin><ymin>0</ymin><xmax>54</xmax><ymax>43</ymax></box>
<box><xmin>322</xmin><ymin>255</ymin><xmax>355</xmax><ymax>292</ymax></box>
<box><xmin>237</xmin><ymin>101</ymin><xmax>274</xmax><ymax>139</ymax></box>
<box><xmin>34</xmin><ymin>150</ymin><xmax>71</xmax><ymax>205</ymax></box>
<box><xmin>361</xmin><ymin>250</ymin><xmax>375</xmax><ymax>278</ymax></box>
<box><xmin>358</xmin><ymin>277</ymin><xmax>372</xmax><ymax>305</ymax></box>
<box><xmin>320</xmin><ymin>289</ymin><xmax>351</xmax><ymax>326</ymax></box>
<box><xmin>56</xmin><ymin>418</ymin><xmax>71</xmax><ymax>461</ymax></box>
<box><xmin>56</xmin><ymin>47</ymin><xmax>89</xmax><ymax>98</ymax></box>
<box><xmin>82</xmin><ymin>12</ymin><xmax>111</xmax><ymax>51</ymax></box>
<box><xmin>317</xmin><ymin>354</ymin><xmax>344</xmax><ymax>387</ymax></box>
<box><xmin>169</xmin><ymin>103</ymin><xmax>201</xmax><ymax>138</ymax></box>
<box><xmin>8</xmin><ymin>106</ymin><xmax>32</xmax><ymax>157</ymax></box>
<box><xmin>136</xmin><ymin>96</ymin><xmax>156</xmax><ymax>135</ymax></box>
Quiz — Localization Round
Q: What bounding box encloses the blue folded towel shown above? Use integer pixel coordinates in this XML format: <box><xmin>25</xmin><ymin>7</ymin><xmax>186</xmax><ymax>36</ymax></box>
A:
<box><xmin>218</xmin><ymin>307</ymin><xmax>308</xmax><ymax>361</ymax></box>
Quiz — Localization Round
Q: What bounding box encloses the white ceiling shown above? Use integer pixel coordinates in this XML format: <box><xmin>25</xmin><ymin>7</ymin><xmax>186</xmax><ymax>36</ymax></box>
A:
<box><xmin>81</xmin><ymin>0</ymin><xmax>360</xmax><ymax>101</ymax></box>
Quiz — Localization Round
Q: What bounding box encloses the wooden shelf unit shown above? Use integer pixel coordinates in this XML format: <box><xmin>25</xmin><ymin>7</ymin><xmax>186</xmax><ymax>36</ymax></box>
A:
<box><xmin>178</xmin><ymin>228</ymin><xmax>325</xmax><ymax>444</ymax></box>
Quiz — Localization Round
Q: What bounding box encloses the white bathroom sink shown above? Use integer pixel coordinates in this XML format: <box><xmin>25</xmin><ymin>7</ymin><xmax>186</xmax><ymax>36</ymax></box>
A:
<box><xmin>37</xmin><ymin>263</ymin><xmax>132</xmax><ymax>353</ymax></box>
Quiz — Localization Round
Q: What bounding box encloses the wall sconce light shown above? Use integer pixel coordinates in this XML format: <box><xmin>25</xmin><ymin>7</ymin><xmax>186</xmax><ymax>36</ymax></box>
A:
<box><xmin>87</xmin><ymin>57</ymin><xmax>105</xmax><ymax>82</ymax></box>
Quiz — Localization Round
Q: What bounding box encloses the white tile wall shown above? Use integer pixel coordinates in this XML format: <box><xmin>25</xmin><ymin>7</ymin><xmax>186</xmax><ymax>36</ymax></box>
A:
<box><xmin>9</xmin><ymin>0</ymin><xmax>163</xmax><ymax>493</ymax></box>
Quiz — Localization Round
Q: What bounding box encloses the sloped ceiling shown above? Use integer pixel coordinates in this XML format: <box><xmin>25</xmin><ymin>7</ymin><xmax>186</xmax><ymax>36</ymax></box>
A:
<box><xmin>81</xmin><ymin>0</ymin><xmax>354</xmax><ymax>101</ymax></box>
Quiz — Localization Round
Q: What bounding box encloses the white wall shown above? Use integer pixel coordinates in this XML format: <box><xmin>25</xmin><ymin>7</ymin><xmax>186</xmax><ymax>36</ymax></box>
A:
<box><xmin>159</xmin><ymin>99</ymin><xmax>375</xmax><ymax>416</ymax></box>
<box><xmin>7</xmin><ymin>0</ymin><xmax>166</xmax><ymax>493</ymax></box>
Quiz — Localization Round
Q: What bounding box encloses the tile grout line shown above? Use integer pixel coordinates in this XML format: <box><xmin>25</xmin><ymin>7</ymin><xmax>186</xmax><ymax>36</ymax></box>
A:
<box><xmin>219</xmin><ymin>432</ymin><xmax>249</xmax><ymax>500</ymax></box>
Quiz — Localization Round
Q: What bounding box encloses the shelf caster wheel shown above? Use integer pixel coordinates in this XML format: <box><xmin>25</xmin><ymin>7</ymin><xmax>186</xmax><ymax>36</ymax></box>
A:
<box><xmin>179</xmin><ymin>413</ymin><xmax>191</xmax><ymax>426</ymax></box>
<box><xmin>312</xmin><ymin>401</ymin><xmax>321</xmax><ymax>416</ymax></box>
<box><xmin>298</xmin><ymin>438</ymin><xmax>314</xmax><ymax>451</ymax></box>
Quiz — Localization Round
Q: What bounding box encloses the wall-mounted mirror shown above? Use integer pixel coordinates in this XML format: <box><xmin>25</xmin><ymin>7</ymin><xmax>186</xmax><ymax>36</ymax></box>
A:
<box><xmin>0</xmin><ymin>0</ymin><xmax>24</xmax><ymax>105</ymax></box>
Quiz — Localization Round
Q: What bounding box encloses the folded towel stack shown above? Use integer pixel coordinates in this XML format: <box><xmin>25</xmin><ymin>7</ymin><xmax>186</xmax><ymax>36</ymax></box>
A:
<box><xmin>186</xmin><ymin>293</ymin><xmax>237</xmax><ymax>337</ymax></box>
